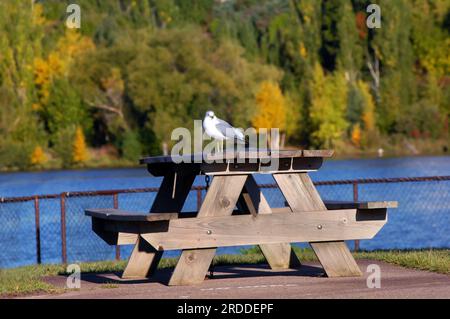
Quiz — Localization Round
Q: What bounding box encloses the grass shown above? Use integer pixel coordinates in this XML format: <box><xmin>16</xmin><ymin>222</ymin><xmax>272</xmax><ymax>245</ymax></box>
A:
<box><xmin>1</xmin><ymin>248</ymin><xmax>448</xmax><ymax>297</ymax></box>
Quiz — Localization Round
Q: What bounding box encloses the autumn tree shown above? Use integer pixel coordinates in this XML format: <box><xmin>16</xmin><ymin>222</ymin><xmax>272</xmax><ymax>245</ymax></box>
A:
<box><xmin>30</xmin><ymin>146</ymin><xmax>47</xmax><ymax>166</ymax></box>
<box><xmin>252</xmin><ymin>81</ymin><xmax>287</xmax><ymax>148</ymax></box>
<box><xmin>126</xmin><ymin>27</ymin><xmax>281</xmax><ymax>153</ymax></box>
<box><xmin>0</xmin><ymin>1</ymin><xmax>46</xmax><ymax>169</ymax></box>
<box><xmin>73</xmin><ymin>126</ymin><xmax>88</xmax><ymax>164</ymax></box>
<box><xmin>309</xmin><ymin>63</ymin><xmax>349</xmax><ymax>148</ymax></box>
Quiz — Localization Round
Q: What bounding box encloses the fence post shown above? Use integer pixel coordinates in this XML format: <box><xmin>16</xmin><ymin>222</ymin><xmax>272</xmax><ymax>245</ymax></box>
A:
<box><xmin>353</xmin><ymin>182</ymin><xmax>360</xmax><ymax>252</ymax></box>
<box><xmin>34</xmin><ymin>196</ymin><xmax>41</xmax><ymax>264</ymax></box>
<box><xmin>113</xmin><ymin>193</ymin><xmax>120</xmax><ymax>261</ymax></box>
<box><xmin>60</xmin><ymin>193</ymin><xmax>67</xmax><ymax>264</ymax></box>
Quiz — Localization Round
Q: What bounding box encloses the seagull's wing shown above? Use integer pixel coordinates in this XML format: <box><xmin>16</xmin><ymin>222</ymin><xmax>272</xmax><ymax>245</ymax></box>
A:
<box><xmin>215</xmin><ymin>119</ymin><xmax>244</xmax><ymax>141</ymax></box>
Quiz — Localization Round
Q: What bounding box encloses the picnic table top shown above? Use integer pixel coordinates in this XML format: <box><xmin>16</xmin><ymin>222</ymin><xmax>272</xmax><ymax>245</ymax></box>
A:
<box><xmin>140</xmin><ymin>149</ymin><xmax>334</xmax><ymax>165</ymax></box>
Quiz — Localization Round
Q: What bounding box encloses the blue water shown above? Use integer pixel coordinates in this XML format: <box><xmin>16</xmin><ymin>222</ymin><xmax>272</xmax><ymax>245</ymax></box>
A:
<box><xmin>1</xmin><ymin>156</ymin><xmax>449</xmax><ymax>197</ymax></box>
<box><xmin>0</xmin><ymin>156</ymin><xmax>449</xmax><ymax>268</ymax></box>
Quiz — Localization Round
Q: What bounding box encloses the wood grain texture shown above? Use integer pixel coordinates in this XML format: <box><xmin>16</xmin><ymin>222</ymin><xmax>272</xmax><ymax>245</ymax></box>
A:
<box><xmin>86</xmin><ymin>209</ymin><xmax>178</xmax><ymax>222</ymax></box>
<box><xmin>274</xmin><ymin>173</ymin><xmax>362</xmax><ymax>277</ymax></box>
<box><xmin>122</xmin><ymin>236</ymin><xmax>162</xmax><ymax>279</ymax></box>
<box><xmin>243</xmin><ymin>176</ymin><xmax>301</xmax><ymax>269</ymax></box>
<box><xmin>141</xmin><ymin>209</ymin><xmax>386</xmax><ymax>249</ymax></box>
<box><xmin>168</xmin><ymin>175</ymin><xmax>248</xmax><ymax>285</ymax></box>
<box><xmin>123</xmin><ymin>170</ymin><xmax>197</xmax><ymax>279</ymax></box>
<box><xmin>117</xmin><ymin>232</ymin><xmax>138</xmax><ymax>245</ymax></box>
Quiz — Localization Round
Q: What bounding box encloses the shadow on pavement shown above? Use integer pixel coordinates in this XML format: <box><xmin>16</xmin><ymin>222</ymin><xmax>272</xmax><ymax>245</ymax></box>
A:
<box><xmin>75</xmin><ymin>263</ymin><xmax>325</xmax><ymax>286</ymax></box>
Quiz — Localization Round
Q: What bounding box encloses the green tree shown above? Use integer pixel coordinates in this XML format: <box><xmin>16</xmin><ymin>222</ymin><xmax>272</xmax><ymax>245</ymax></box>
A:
<box><xmin>309</xmin><ymin>63</ymin><xmax>349</xmax><ymax>148</ymax></box>
<box><xmin>371</xmin><ymin>0</ymin><xmax>416</xmax><ymax>134</ymax></box>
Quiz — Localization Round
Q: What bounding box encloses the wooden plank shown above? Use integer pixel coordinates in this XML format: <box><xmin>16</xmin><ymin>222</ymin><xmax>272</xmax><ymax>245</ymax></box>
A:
<box><xmin>141</xmin><ymin>209</ymin><xmax>386</xmax><ymax>250</ymax></box>
<box><xmin>150</xmin><ymin>171</ymin><xmax>198</xmax><ymax>213</ymax></box>
<box><xmin>243</xmin><ymin>176</ymin><xmax>301</xmax><ymax>269</ymax></box>
<box><xmin>140</xmin><ymin>149</ymin><xmax>334</xmax><ymax>164</ymax></box>
<box><xmin>122</xmin><ymin>236</ymin><xmax>162</xmax><ymax>279</ymax></box>
<box><xmin>86</xmin><ymin>209</ymin><xmax>178</xmax><ymax>222</ymax></box>
<box><xmin>324</xmin><ymin>200</ymin><xmax>398</xmax><ymax>210</ymax></box>
<box><xmin>122</xmin><ymin>170</ymin><xmax>197</xmax><ymax>279</ymax></box>
<box><xmin>302</xmin><ymin>150</ymin><xmax>334</xmax><ymax>157</ymax></box>
<box><xmin>168</xmin><ymin>175</ymin><xmax>247</xmax><ymax>286</ymax></box>
<box><xmin>117</xmin><ymin>232</ymin><xmax>138</xmax><ymax>245</ymax></box>
<box><xmin>274</xmin><ymin>173</ymin><xmax>362</xmax><ymax>277</ymax></box>
<box><xmin>141</xmin><ymin>150</ymin><xmax>332</xmax><ymax>176</ymax></box>
<box><xmin>167</xmin><ymin>248</ymin><xmax>217</xmax><ymax>286</ymax></box>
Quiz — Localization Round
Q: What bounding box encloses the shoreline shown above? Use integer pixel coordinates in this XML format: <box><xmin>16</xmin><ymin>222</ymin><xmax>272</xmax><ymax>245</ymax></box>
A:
<box><xmin>1</xmin><ymin>151</ymin><xmax>449</xmax><ymax>175</ymax></box>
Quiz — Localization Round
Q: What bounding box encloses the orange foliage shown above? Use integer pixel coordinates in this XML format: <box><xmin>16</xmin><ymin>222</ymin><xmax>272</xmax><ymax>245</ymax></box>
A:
<box><xmin>351</xmin><ymin>124</ymin><xmax>361</xmax><ymax>147</ymax></box>
<box><xmin>33</xmin><ymin>30</ymin><xmax>95</xmax><ymax>105</ymax></box>
<box><xmin>73</xmin><ymin>126</ymin><xmax>88</xmax><ymax>163</ymax></box>
<box><xmin>355</xmin><ymin>12</ymin><xmax>367</xmax><ymax>40</ymax></box>
<box><xmin>30</xmin><ymin>146</ymin><xmax>47</xmax><ymax>165</ymax></box>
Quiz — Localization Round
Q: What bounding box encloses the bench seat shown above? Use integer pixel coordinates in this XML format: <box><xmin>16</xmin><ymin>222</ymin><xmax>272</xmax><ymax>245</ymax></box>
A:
<box><xmin>324</xmin><ymin>200</ymin><xmax>398</xmax><ymax>210</ymax></box>
<box><xmin>85</xmin><ymin>209</ymin><xmax>179</xmax><ymax>222</ymax></box>
<box><xmin>86</xmin><ymin>199</ymin><xmax>397</xmax><ymax>223</ymax></box>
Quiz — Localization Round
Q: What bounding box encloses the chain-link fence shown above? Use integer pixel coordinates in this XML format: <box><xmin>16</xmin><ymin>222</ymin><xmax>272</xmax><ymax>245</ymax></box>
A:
<box><xmin>1</xmin><ymin>176</ymin><xmax>449</xmax><ymax>268</ymax></box>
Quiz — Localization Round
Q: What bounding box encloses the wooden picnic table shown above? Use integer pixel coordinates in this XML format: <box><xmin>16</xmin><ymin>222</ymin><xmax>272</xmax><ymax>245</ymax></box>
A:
<box><xmin>86</xmin><ymin>150</ymin><xmax>396</xmax><ymax>285</ymax></box>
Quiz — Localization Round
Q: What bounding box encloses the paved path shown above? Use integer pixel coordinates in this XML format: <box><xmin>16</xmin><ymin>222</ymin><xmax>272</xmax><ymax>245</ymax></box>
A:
<box><xmin>26</xmin><ymin>260</ymin><xmax>449</xmax><ymax>299</ymax></box>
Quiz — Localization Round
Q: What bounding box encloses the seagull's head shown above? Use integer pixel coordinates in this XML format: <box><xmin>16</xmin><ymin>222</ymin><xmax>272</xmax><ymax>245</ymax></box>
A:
<box><xmin>205</xmin><ymin>110</ymin><xmax>215</xmax><ymax>119</ymax></box>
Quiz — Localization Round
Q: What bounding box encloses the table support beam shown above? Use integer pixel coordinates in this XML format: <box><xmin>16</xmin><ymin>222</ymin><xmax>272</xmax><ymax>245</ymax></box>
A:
<box><xmin>273</xmin><ymin>173</ymin><xmax>362</xmax><ymax>277</ymax></box>
<box><xmin>242</xmin><ymin>176</ymin><xmax>301</xmax><ymax>269</ymax></box>
<box><xmin>122</xmin><ymin>236</ymin><xmax>162</xmax><ymax>279</ymax></box>
<box><xmin>168</xmin><ymin>175</ymin><xmax>247</xmax><ymax>286</ymax></box>
<box><xmin>122</xmin><ymin>170</ymin><xmax>197</xmax><ymax>279</ymax></box>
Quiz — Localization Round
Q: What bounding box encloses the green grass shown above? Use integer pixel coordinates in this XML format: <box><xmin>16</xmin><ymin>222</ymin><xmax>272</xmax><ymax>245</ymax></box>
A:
<box><xmin>1</xmin><ymin>248</ymin><xmax>448</xmax><ymax>297</ymax></box>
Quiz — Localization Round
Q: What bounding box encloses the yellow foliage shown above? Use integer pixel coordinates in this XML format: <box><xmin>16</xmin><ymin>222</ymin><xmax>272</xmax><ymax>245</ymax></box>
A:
<box><xmin>56</xmin><ymin>30</ymin><xmax>95</xmax><ymax>62</ymax></box>
<box><xmin>31</xmin><ymin>103</ymin><xmax>41</xmax><ymax>111</ymax></box>
<box><xmin>30</xmin><ymin>146</ymin><xmax>47</xmax><ymax>165</ymax></box>
<box><xmin>357</xmin><ymin>80</ymin><xmax>376</xmax><ymax>131</ymax></box>
<box><xmin>351</xmin><ymin>124</ymin><xmax>361</xmax><ymax>148</ymax></box>
<box><xmin>73</xmin><ymin>127</ymin><xmax>88</xmax><ymax>163</ymax></box>
<box><xmin>299</xmin><ymin>42</ymin><xmax>307</xmax><ymax>58</ymax></box>
<box><xmin>252</xmin><ymin>81</ymin><xmax>287</xmax><ymax>131</ymax></box>
<box><xmin>32</xmin><ymin>4</ymin><xmax>47</xmax><ymax>26</ymax></box>
<box><xmin>33</xmin><ymin>30</ymin><xmax>95</xmax><ymax>105</ymax></box>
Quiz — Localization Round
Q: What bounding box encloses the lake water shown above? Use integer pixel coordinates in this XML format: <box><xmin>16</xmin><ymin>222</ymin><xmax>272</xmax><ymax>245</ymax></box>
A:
<box><xmin>0</xmin><ymin>155</ymin><xmax>449</xmax><ymax>268</ymax></box>
<box><xmin>1</xmin><ymin>155</ymin><xmax>449</xmax><ymax>197</ymax></box>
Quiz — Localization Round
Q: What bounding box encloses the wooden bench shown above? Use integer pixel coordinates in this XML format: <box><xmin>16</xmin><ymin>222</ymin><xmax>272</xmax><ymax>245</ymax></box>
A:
<box><xmin>85</xmin><ymin>150</ymin><xmax>397</xmax><ymax>285</ymax></box>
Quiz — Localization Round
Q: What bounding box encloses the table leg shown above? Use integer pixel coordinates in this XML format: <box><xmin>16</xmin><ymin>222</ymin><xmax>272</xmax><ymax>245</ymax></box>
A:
<box><xmin>122</xmin><ymin>236</ymin><xmax>162</xmax><ymax>279</ymax></box>
<box><xmin>242</xmin><ymin>176</ymin><xmax>301</xmax><ymax>269</ymax></box>
<box><xmin>122</xmin><ymin>171</ymin><xmax>197</xmax><ymax>279</ymax></box>
<box><xmin>168</xmin><ymin>175</ymin><xmax>248</xmax><ymax>286</ymax></box>
<box><xmin>273</xmin><ymin>173</ymin><xmax>362</xmax><ymax>277</ymax></box>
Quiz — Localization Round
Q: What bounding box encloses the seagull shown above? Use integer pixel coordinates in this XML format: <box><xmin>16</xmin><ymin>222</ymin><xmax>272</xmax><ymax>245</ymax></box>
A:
<box><xmin>203</xmin><ymin>110</ymin><xmax>245</xmax><ymax>152</ymax></box>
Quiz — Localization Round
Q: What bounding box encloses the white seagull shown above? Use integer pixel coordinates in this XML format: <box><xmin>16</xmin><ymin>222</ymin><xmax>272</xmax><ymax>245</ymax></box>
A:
<box><xmin>203</xmin><ymin>110</ymin><xmax>244</xmax><ymax>152</ymax></box>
